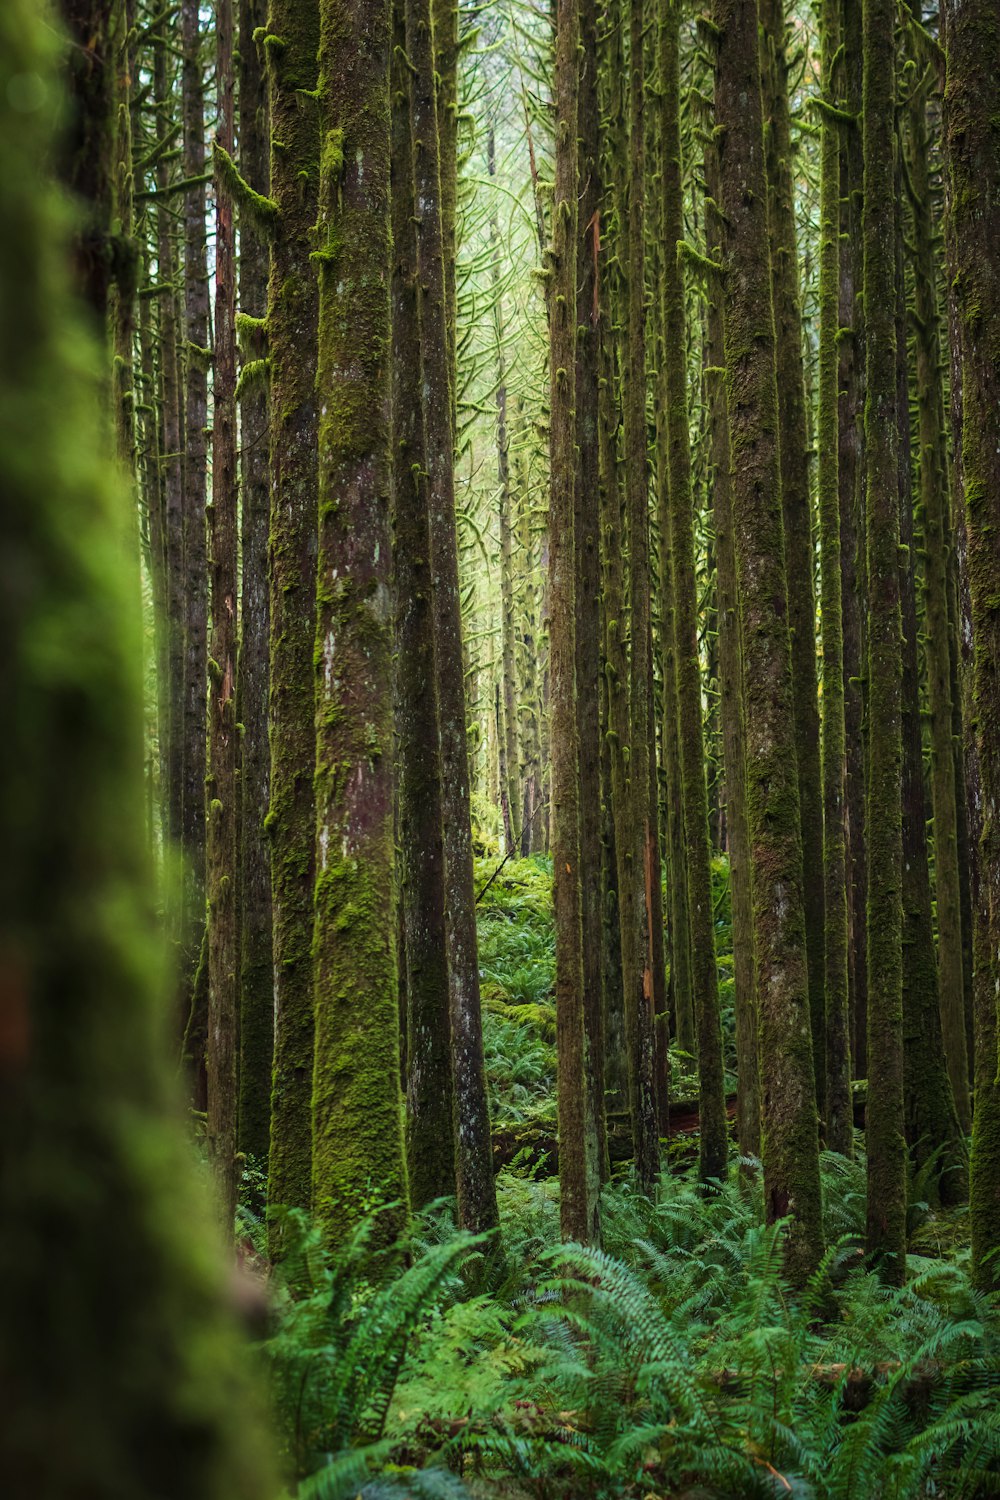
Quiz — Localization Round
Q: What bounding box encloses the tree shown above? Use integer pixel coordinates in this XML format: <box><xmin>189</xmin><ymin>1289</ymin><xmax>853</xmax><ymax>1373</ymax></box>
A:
<box><xmin>711</xmin><ymin>0</ymin><xmax>823</xmax><ymax>1281</ymax></box>
<box><xmin>816</xmin><ymin>0</ymin><xmax>851</xmax><ymax>1155</ymax></box>
<box><xmin>205</xmin><ymin>0</ymin><xmax>240</xmax><ymax>1230</ymax></box>
<box><xmin>547</xmin><ymin>0</ymin><xmax>600</xmax><ymax>1241</ymax></box>
<box><xmin>261</xmin><ymin>0</ymin><xmax>320</xmax><ymax>1237</ymax></box>
<box><xmin>312</xmin><ymin>0</ymin><xmax>409</xmax><ymax>1242</ymax></box>
<box><xmin>861</xmin><ymin>0</ymin><xmax>906</xmax><ymax>1282</ymax></box>
<box><xmin>409</xmin><ymin>0</ymin><xmax>499</xmax><ymax>1235</ymax></box>
<box><xmin>236</xmin><ymin>0</ymin><xmax>274</xmax><ymax>1168</ymax></box>
<box><xmin>760</xmin><ymin>0</ymin><xmax>826</xmax><ymax>1114</ymax></box>
<box><xmin>0</xmin><ymin>0</ymin><xmax>275</xmax><ymax>1483</ymax></box>
<box><xmin>390</xmin><ymin>4</ymin><xmax>455</xmax><ymax>1209</ymax></box>
<box><xmin>941</xmin><ymin>0</ymin><xmax>1000</xmax><ymax>1288</ymax></box>
<box><xmin>660</xmin><ymin>0</ymin><xmax>727</xmax><ymax>1185</ymax></box>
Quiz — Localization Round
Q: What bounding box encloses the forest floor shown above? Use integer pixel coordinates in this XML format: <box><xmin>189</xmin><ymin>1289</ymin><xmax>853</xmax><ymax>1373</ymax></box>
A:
<box><xmin>241</xmin><ymin>856</ymin><xmax>995</xmax><ymax>1500</ymax></box>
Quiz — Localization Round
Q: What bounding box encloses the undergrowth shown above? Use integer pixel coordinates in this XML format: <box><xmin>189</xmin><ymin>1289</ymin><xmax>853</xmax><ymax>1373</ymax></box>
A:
<box><xmin>258</xmin><ymin>1163</ymin><xmax>999</xmax><ymax>1499</ymax></box>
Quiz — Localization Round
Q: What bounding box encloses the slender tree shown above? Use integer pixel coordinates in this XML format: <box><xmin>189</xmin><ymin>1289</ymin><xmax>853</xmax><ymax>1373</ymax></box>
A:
<box><xmin>181</xmin><ymin>0</ymin><xmax>210</xmax><ymax>1052</ymax></box>
<box><xmin>702</xmin><ymin>126</ymin><xmax>759</xmax><ymax>1162</ymax></box>
<box><xmin>710</xmin><ymin>0</ymin><xmax>823</xmax><ymax>1280</ymax></box>
<box><xmin>905</xmin><ymin>46</ymin><xmax>970</xmax><ymax>1131</ymax></box>
<box><xmin>660</xmin><ymin>0</ymin><xmax>726</xmax><ymax>1183</ymax></box>
<box><xmin>390</xmin><ymin>9</ymin><xmax>455</xmax><ymax>1209</ymax></box>
<box><xmin>261</xmin><ymin>0</ymin><xmax>320</xmax><ymax>1235</ymax></box>
<box><xmin>941</xmin><ymin>0</ymin><xmax>1000</xmax><ymax>1285</ymax></box>
<box><xmin>576</xmin><ymin>0</ymin><xmax>610</xmax><ymax>1180</ymax></box>
<box><xmin>236</xmin><ymin>0</ymin><xmax>274</xmax><ymax>1168</ymax></box>
<box><xmin>622</xmin><ymin>0</ymin><xmax>661</xmax><ymax>1192</ymax></box>
<box><xmin>205</xmin><ymin>0</ymin><xmax>240</xmax><ymax>1230</ymax></box>
<box><xmin>408</xmin><ymin>0</ymin><xmax>499</xmax><ymax>1233</ymax></box>
<box><xmin>760</xmin><ymin>0</ymin><xmax>826</xmax><ymax>1112</ymax></box>
<box><xmin>816</xmin><ymin>0</ymin><xmax>851</xmax><ymax>1155</ymax></box>
<box><xmin>312</xmin><ymin>0</ymin><xmax>409</xmax><ymax>1241</ymax></box>
<box><xmin>547</xmin><ymin>0</ymin><xmax>599</xmax><ymax>1241</ymax></box>
<box><xmin>861</xmin><ymin>0</ymin><xmax>906</xmax><ymax>1281</ymax></box>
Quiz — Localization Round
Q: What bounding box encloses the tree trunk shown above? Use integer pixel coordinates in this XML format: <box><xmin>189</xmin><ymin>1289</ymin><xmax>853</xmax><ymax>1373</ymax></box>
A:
<box><xmin>206</xmin><ymin>0</ymin><xmax>240</xmax><ymax>1232</ymax></box>
<box><xmin>262</xmin><ymin>0</ymin><xmax>320</xmax><ymax>1244</ymax></box>
<box><xmin>180</xmin><ymin>0</ymin><xmax>210</xmax><ymax>1079</ymax></box>
<box><xmin>941</xmin><ymin>0</ymin><xmax>1000</xmax><ymax>1288</ymax></box>
<box><xmin>313</xmin><ymin>0</ymin><xmax>408</xmax><ymax>1244</ymax></box>
<box><xmin>623</xmin><ymin>0</ymin><xmax>662</xmax><ymax>1193</ymax></box>
<box><xmin>236</xmin><ymin>0</ymin><xmax>274</xmax><ymax>1170</ymax></box>
<box><xmin>391</xmin><ymin>10</ymin><xmax>455</xmax><ymax>1209</ymax></box>
<box><xmin>406</xmin><ymin>0</ymin><xmax>498</xmax><ymax>1234</ymax></box>
<box><xmin>861</xmin><ymin>0</ymin><xmax>906</xmax><ymax>1283</ymax></box>
<box><xmin>0</xmin><ymin>5</ymin><xmax>277</xmax><ymax>1483</ymax></box>
<box><xmin>711</xmin><ymin>0</ymin><xmax>823</xmax><ymax>1282</ymax></box>
<box><xmin>817</xmin><ymin>0</ymin><xmax>852</xmax><ymax>1155</ymax></box>
<box><xmin>760</xmin><ymin>0</ymin><xmax>826</xmax><ymax>1116</ymax></box>
<box><xmin>703</xmin><ymin>126</ymin><xmax>759</xmax><ymax>1163</ymax></box>
<box><xmin>660</xmin><ymin>0</ymin><xmax>727</xmax><ymax>1185</ymax></box>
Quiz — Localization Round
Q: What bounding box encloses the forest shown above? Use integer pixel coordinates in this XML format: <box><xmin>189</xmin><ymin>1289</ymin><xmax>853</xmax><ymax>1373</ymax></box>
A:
<box><xmin>3</xmin><ymin>0</ymin><xmax>1000</xmax><ymax>1491</ymax></box>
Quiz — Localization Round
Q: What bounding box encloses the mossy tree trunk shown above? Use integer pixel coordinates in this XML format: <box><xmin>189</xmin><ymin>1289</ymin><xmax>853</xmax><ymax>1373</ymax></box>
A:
<box><xmin>622</xmin><ymin>0</ymin><xmax>662</xmax><ymax>1193</ymax></box>
<box><xmin>905</xmin><ymin>47</ymin><xmax>971</xmax><ymax>1132</ymax></box>
<box><xmin>547</xmin><ymin>0</ymin><xmax>599</xmax><ymax>1242</ymax></box>
<box><xmin>861</xmin><ymin>0</ymin><xmax>906</xmax><ymax>1282</ymax></box>
<box><xmin>702</xmin><ymin>125</ymin><xmax>759</xmax><ymax>1163</ymax></box>
<box><xmin>263</xmin><ymin>0</ymin><xmax>320</xmax><ymax>1242</ymax></box>
<box><xmin>236</xmin><ymin>0</ymin><xmax>274</xmax><ymax>1168</ymax></box>
<box><xmin>711</xmin><ymin>0</ymin><xmax>823</xmax><ymax>1281</ymax></box>
<box><xmin>660</xmin><ymin>0</ymin><xmax>726</xmax><ymax>1184</ymax></box>
<box><xmin>390</xmin><ymin>8</ymin><xmax>455</xmax><ymax>1209</ymax></box>
<box><xmin>405</xmin><ymin>0</ymin><xmax>499</xmax><ymax>1234</ymax></box>
<box><xmin>760</xmin><ymin>0</ymin><xmax>826</xmax><ymax>1117</ymax></box>
<box><xmin>206</xmin><ymin>0</ymin><xmax>240</xmax><ymax>1232</ymax></box>
<box><xmin>894</xmin><ymin>186</ymin><xmax>966</xmax><ymax>1206</ymax></box>
<box><xmin>941</xmin><ymin>0</ymin><xmax>1000</xmax><ymax>1286</ymax></box>
<box><xmin>0</xmin><ymin>5</ymin><xmax>278</xmax><ymax>1483</ymax></box>
<box><xmin>312</xmin><ymin>0</ymin><xmax>408</xmax><ymax>1243</ymax></box>
<box><xmin>576</xmin><ymin>0</ymin><xmax>609</xmax><ymax>1180</ymax></box>
<box><xmin>151</xmin><ymin>26</ymin><xmax>186</xmax><ymax>902</ymax></box>
<box><xmin>839</xmin><ymin>0</ymin><xmax>868</xmax><ymax>1082</ymax></box>
<box><xmin>181</xmin><ymin>0</ymin><xmax>210</xmax><ymax>1076</ymax></box>
<box><xmin>817</xmin><ymin>0</ymin><xmax>851</xmax><ymax>1156</ymax></box>
<box><xmin>488</xmin><ymin>123</ymin><xmax>521</xmax><ymax>857</ymax></box>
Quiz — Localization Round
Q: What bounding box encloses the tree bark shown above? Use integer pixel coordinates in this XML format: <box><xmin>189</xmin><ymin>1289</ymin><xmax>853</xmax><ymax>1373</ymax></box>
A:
<box><xmin>711</xmin><ymin>0</ymin><xmax>823</xmax><ymax>1281</ymax></box>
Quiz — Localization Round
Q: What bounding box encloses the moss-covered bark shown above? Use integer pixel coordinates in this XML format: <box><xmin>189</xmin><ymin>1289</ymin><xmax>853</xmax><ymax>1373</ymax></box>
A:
<box><xmin>941</xmin><ymin>0</ymin><xmax>1000</xmax><ymax>1286</ymax></box>
<box><xmin>488</xmin><ymin>126</ymin><xmax>521</xmax><ymax>857</ymax></box>
<box><xmin>660</xmin><ymin>0</ymin><xmax>726</xmax><ymax>1184</ymax></box>
<box><xmin>547</xmin><ymin>0</ymin><xmax>599</xmax><ymax>1242</ymax></box>
<box><xmin>839</xmin><ymin>0</ymin><xmax>868</xmax><ymax>1082</ymax></box>
<box><xmin>0</xmin><ymin>1</ymin><xmax>276</xmax><ymax>1483</ymax></box>
<box><xmin>180</xmin><ymin>0</ymin><xmax>209</xmax><ymax>1077</ymax></box>
<box><xmin>861</xmin><ymin>0</ymin><xmax>906</xmax><ymax>1282</ymax></box>
<box><xmin>712</xmin><ymin>0</ymin><xmax>823</xmax><ymax>1281</ymax></box>
<box><xmin>237</xmin><ymin>0</ymin><xmax>274</xmax><ymax>1169</ymax></box>
<box><xmin>702</xmin><ymin>126</ymin><xmax>759</xmax><ymax>1163</ymax></box>
<box><xmin>264</xmin><ymin>0</ymin><xmax>320</xmax><ymax>1241</ymax></box>
<box><xmin>817</xmin><ymin>0</ymin><xmax>851</xmax><ymax>1156</ymax></box>
<box><xmin>576</xmin><ymin>0</ymin><xmax>609</xmax><ymax>1181</ymax></box>
<box><xmin>760</xmin><ymin>0</ymin><xmax>826</xmax><ymax>1116</ymax></box>
<box><xmin>406</xmin><ymin>0</ymin><xmax>498</xmax><ymax>1235</ymax></box>
<box><xmin>390</xmin><ymin>11</ymin><xmax>455</xmax><ymax>1210</ymax></box>
<box><xmin>205</xmin><ymin>0</ymin><xmax>240</xmax><ymax>1230</ymax></box>
<box><xmin>905</xmin><ymin>52</ymin><xmax>971</xmax><ymax>1132</ymax></box>
<box><xmin>893</xmin><ymin>196</ymin><xmax>967</xmax><ymax>1207</ymax></box>
<box><xmin>151</xmin><ymin>28</ymin><xmax>186</xmax><ymax>892</ymax></box>
<box><xmin>622</xmin><ymin>0</ymin><xmax>661</xmax><ymax>1193</ymax></box>
<box><xmin>312</xmin><ymin>0</ymin><xmax>408</xmax><ymax>1244</ymax></box>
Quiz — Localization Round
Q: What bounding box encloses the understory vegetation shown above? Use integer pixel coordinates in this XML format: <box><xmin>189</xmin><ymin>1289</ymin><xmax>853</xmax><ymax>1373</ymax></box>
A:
<box><xmin>239</xmin><ymin>864</ymin><xmax>994</xmax><ymax>1499</ymax></box>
